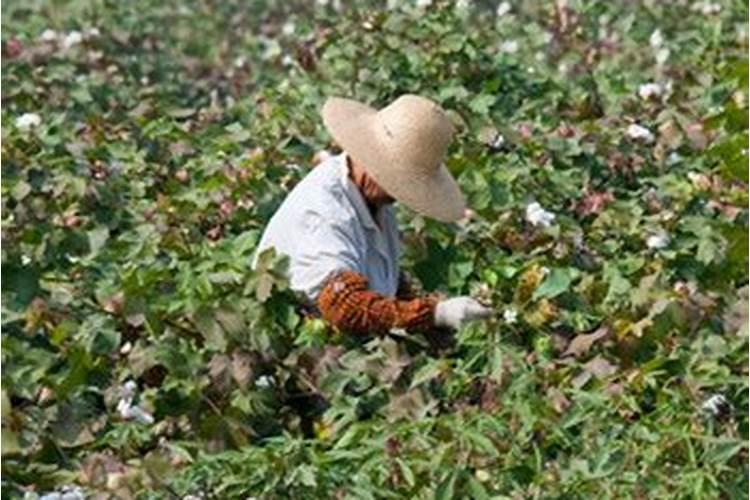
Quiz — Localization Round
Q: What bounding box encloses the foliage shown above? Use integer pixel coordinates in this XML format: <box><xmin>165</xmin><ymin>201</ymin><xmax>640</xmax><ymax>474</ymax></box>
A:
<box><xmin>1</xmin><ymin>0</ymin><xmax>748</xmax><ymax>498</ymax></box>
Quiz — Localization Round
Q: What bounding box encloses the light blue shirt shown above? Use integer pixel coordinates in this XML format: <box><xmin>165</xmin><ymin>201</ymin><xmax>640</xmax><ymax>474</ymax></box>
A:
<box><xmin>255</xmin><ymin>153</ymin><xmax>401</xmax><ymax>301</ymax></box>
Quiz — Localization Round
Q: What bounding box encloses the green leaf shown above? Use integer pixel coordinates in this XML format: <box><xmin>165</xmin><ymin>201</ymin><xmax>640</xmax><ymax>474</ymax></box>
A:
<box><xmin>87</xmin><ymin>226</ymin><xmax>110</xmax><ymax>255</ymax></box>
<box><xmin>435</xmin><ymin>470</ymin><xmax>458</xmax><ymax>500</ymax></box>
<box><xmin>532</xmin><ymin>268</ymin><xmax>580</xmax><ymax>301</ymax></box>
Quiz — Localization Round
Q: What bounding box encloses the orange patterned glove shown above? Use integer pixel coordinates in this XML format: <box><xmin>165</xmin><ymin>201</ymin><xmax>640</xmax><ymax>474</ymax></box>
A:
<box><xmin>317</xmin><ymin>270</ymin><xmax>437</xmax><ymax>337</ymax></box>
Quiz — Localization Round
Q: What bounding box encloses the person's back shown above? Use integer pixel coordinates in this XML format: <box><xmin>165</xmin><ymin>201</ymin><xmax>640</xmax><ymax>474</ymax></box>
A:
<box><xmin>255</xmin><ymin>153</ymin><xmax>401</xmax><ymax>302</ymax></box>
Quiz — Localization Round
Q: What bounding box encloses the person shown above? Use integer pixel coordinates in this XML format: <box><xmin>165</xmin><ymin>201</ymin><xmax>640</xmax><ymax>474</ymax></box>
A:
<box><xmin>255</xmin><ymin>94</ymin><xmax>492</xmax><ymax>338</ymax></box>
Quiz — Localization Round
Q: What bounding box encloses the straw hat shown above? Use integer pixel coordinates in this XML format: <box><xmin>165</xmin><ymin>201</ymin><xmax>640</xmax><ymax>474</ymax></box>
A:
<box><xmin>321</xmin><ymin>94</ymin><xmax>466</xmax><ymax>222</ymax></box>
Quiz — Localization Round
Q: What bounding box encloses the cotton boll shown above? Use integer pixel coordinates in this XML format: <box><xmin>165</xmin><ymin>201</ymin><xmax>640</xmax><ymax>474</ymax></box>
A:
<box><xmin>416</xmin><ymin>0</ymin><xmax>433</xmax><ymax>7</ymax></box>
<box><xmin>646</xmin><ymin>231</ymin><xmax>670</xmax><ymax>249</ymax></box>
<box><xmin>281</xmin><ymin>21</ymin><xmax>295</xmax><ymax>36</ymax></box>
<box><xmin>62</xmin><ymin>31</ymin><xmax>83</xmax><ymax>49</ymax></box>
<box><xmin>496</xmin><ymin>1</ymin><xmax>511</xmax><ymax>17</ymax></box>
<box><xmin>526</xmin><ymin>202</ymin><xmax>556</xmax><ymax>227</ymax></box>
<box><xmin>500</xmin><ymin>40</ymin><xmax>519</xmax><ymax>53</ymax></box>
<box><xmin>503</xmin><ymin>308</ymin><xmax>518</xmax><ymax>324</ymax></box>
<box><xmin>255</xmin><ymin>375</ymin><xmax>274</xmax><ymax>388</ymax></box>
<box><xmin>626</xmin><ymin>124</ymin><xmax>655</xmax><ymax>143</ymax></box>
<box><xmin>701</xmin><ymin>394</ymin><xmax>731</xmax><ymax>418</ymax></box>
<box><xmin>649</xmin><ymin>29</ymin><xmax>663</xmax><ymax>48</ymax></box>
<box><xmin>638</xmin><ymin>83</ymin><xmax>663</xmax><ymax>100</ymax></box>
<box><xmin>655</xmin><ymin>48</ymin><xmax>670</xmax><ymax>65</ymax></box>
<box><xmin>16</xmin><ymin>113</ymin><xmax>42</xmax><ymax>130</ymax></box>
<box><xmin>39</xmin><ymin>29</ymin><xmax>58</xmax><ymax>42</ymax></box>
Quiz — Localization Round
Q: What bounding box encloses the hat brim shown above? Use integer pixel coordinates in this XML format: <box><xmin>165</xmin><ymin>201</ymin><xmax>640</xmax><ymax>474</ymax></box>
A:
<box><xmin>322</xmin><ymin>97</ymin><xmax>466</xmax><ymax>223</ymax></box>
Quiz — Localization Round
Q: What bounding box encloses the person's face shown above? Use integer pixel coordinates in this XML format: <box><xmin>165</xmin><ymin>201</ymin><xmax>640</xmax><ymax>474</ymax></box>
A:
<box><xmin>348</xmin><ymin>156</ymin><xmax>395</xmax><ymax>207</ymax></box>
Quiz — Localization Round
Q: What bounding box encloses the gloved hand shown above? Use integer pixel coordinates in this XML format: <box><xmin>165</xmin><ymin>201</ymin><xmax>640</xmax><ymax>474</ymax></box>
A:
<box><xmin>434</xmin><ymin>297</ymin><xmax>493</xmax><ymax>330</ymax></box>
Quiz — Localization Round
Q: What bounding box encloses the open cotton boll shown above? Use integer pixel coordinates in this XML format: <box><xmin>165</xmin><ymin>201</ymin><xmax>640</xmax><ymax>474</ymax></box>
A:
<box><xmin>626</xmin><ymin>123</ymin><xmax>655</xmax><ymax>143</ymax></box>
<box><xmin>646</xmin><ymin>231</ymin><xmax>670</xmax><ymax>249</ymax></box>
<box><xmin>16</xmin><ymin>113</ymin><xmax>42</xmax><ymax>131</ymax></box>
<box><xmin>526</xmin><ymin>202</ymin><xmax>556</xmax><ymax>227</ymax></box>
<box><xmin>701</xmin><ymin>394</ymin><xmax>731</xmax><ymax>418</ymax></box>
<box><xmin>503</xmin><ymin>308</ymin><xmax>518</xmax><ymax>324</ymax></box>
<box><xmin>416</xmin><ymin>0</ymin><xmax>433</xmax><ymax>7</ymax></box>
<box><xmin>62</xmin><ymin>31</ymin><xmax>83</xmax><ymax>49</ymax></box>
<box><xmin>638</xmin><ymin>83</ymin><xmax>663</xmax><ymax>100</ymax></box>
<box><xmin>39</xmin><ymin>29</ymin><xmax>58</xmax><ymax>42</ymax></box>
<box><xmin>496</xmin><ymin>1</ymin><xmax>511</xmax><ymax>17</ymax></box>
<box><xmin>500</xmin><ymin>40</ymin><xmax>519</xmax><ymax>53</ymax></box>
<box><xmin>649</xmin><ymin>29</ymin><xmax>663</xmax><ymax>48</ymax></box>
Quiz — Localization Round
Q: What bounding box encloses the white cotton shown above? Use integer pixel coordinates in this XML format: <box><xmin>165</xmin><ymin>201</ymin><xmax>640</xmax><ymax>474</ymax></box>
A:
<box><xmin>119</xmin><ymin>341</ymin><xmax>133</xmax><ymax>355</ymax></box>
<box><xmin>281</xmin><ymin>21</ymin><xmax>295</xmax><ymax>35</ymax></box>
<box><xmin>122</xmin><ymin>380</ymin><xmax>138</xmax><ymax>397</ymax></box>
<box><xmin>62</xmin><ymin>31</ymin><xmax>83</xmax><ymax>49</ymax></box>
<box><xmin>496</xmin><ymin>1</ymin><xmax>511</xmax><ymax>17</ymax></box>
<box><xmin>281</xmin><ymin>54</ymin><xmax>295</xmax><ymax>67</ymax></box>
<box><xmin>638</xmin><ymin>83</ymin><xmax>663</xmax><ymax>100</ymax></box>
<box><xmin>491</xmin><ymin>134</ymin><xmax>506</xmax><ymax>149</ymax></box>
<box><xmin>234</xmin><ymin>56</ymin><xmax>247</xmax><ymax>68</ymax></box>
<box><xmin>626</xmin><ymin>124</ymin><xmax>655</xmax><ymax>143</ymax></box>
<box><xmin>16</xmin><ymin>113</ymin><xmax>42</xmax><ymax>131</ymax></box>
<box><xmin>416</xmin><ymin>0</ymin><xmax>433</xmax><ymax>8</ymax></box>
<box><xmin>655</xmin><ymin>48</ymin><xmax>670</xmax><ymax>65</ymax></box>
<box><xmin>649</xmin><ymin>29</ymin><xmax>663</xmax><ymax>48</ymax></box>
<box><xmin>500</xmin><ymin>40</ymin><xmax>519</xmax><ymax>53</ymax></box>
<box><xmin>127</xmin><ymin>405</ymin><xmax>155</xmax><ymax>425</ymax></box>
<box><xmin>117</xmin><ymin>397</ymin><xmax>154</xmax><ymax>424</ymax></box>
<box><xmin>646</xmin><ymin>231</ymin><xmax>670</xmax><ymax>249</ymax></box>
<box><xmin>255</xmin><ymin>375</ymin><xmax>274</xmax><ymax>388</ymax></box>
<box><xmin>40</xmin><ymin>29</ymin><xmax>58</xmax><ymax>42</ymax></box>
<box><xmin>87</xmin><ymin>27</ymin><xmax>101</xmax><ymax>37</ymax></box>
<box><xmin>692</xmin><ymin>2</ymin><xmax>721</xmax><ymax>15</ymax></box>
<box><xmin>316</xmin><ymin>0</ymin><xmax>330</xmax><ymax>5</ymax></box>
<box><xmin>503</xmin><ymin>308</ymin><xmax>518</xmax><ymax>324</ymax></box>
<box><xmin>701</xmin><ymin>394</ymin><xmax>729</xmax><ymax>416</ymax></box>
<box><xmin>526</xmin><ymin>202</ymin><xmax>556</xmax><ymax>227</ymax></box>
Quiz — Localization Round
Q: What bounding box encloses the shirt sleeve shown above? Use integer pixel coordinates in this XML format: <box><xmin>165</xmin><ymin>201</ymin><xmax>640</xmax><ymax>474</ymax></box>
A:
<box><xmin>316</xmin><ymin>270</ymin><xmax>437</xmax><ymax>336</ymax></box>
<box><xmin>292</xmin><ymin>211</ymin><xmax>364</xmax><ymax>301</ymax></box>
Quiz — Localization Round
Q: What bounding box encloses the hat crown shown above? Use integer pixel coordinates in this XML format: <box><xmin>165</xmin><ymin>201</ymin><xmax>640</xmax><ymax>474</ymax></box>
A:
<box><xmin>376</xmin><ymin>95</ymin><xmax>454</xmax><ymax>173</ymax></box>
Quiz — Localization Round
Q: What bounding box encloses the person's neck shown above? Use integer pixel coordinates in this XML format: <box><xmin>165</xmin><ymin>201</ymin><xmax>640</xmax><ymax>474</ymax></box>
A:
<box><xmin>346</xmin><ymin>156</ymin><xmax>382</xmax><ymax>222</ymax></box>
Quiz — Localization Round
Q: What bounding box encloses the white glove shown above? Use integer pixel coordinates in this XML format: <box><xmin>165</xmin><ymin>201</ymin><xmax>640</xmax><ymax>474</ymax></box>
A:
<box><xmin>434</xmin><ymin>297</ymin><xmax>493</xmax><ymax>330</ymax></box>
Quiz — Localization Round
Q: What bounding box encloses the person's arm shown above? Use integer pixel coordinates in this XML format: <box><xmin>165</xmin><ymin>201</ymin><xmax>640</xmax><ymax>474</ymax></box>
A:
<box><xmin>317</xmin><ymin>270</ymin><xmax>436</xmax><ymax>336</ymax></box>
<box><xmin>316</xmin><ymin>270</ymin><xmax>493</xmax><ymax>337</ymax></box>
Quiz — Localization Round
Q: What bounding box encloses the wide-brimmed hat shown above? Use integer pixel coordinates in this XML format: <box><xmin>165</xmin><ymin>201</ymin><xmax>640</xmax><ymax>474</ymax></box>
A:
<box><xmin>321</xmin><ymin>94</ymin><xmax>466</xmax><ymax>222</ymax></box>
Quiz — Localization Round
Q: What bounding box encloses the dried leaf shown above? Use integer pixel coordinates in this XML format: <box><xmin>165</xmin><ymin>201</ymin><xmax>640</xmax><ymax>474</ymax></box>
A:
<box><xmin>563</xmin><ymin>326</ymin><xmax>609</xmax><ymax>358</ymax></box>
<box><xmin>583</xmin><ymin>355</ymin><xmax>618</xmax><ymax>379</ymax></box>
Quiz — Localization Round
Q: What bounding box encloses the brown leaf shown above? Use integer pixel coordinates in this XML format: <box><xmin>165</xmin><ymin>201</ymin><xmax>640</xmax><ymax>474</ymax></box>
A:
<box><xmin>562</xmin><ymin>326</ymin><xmax>609</xmax><ymax>358</ymax></box>
<box><xmin>658</xmin><ymin>120</ymin><xmax>683</xmax><ymax>150</ymax></box>
<box><xmin>231</xmin><ymin>351</ymin><xmax>255</xmax><ymax>390</ymax></box>
<box><xmin>583</xmin><ymin>355</ymin><xmax>618</xmax><ymax>379</ymax></box>
<box><xmin>576</xmin><ymin>191</ymin><xmax>614</xmax><ymax>217</ymax></box>
<box><xmin>685</xmin><ymin>122</ymin><xmax>708</xmax><ymax>150</ymax></box>
<box><xmin>547</xmin><ymin>387</ymin><xmax>570</xmax><ymax>414</ymax></box>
